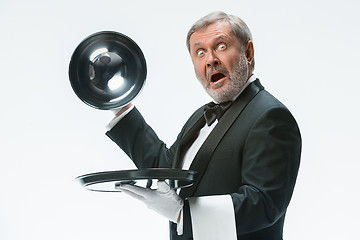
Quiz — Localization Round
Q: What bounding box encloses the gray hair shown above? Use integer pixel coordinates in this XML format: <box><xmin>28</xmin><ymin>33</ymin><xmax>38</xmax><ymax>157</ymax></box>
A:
<box><xmin>186</xmin><ymin>11</ymin><xmax>255</xmax><ymax>71</ymax></box>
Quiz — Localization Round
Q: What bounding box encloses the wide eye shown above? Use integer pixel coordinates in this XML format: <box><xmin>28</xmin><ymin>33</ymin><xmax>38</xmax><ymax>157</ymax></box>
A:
<box><xmin>197</xmin><ymin>50</ymin><xmax>205</xmax><ymax>57</ymax></box>
<box><xmin>218</xmin><ymin>43</ymin><xmax>226</xmax><ymax>50</ymax></box>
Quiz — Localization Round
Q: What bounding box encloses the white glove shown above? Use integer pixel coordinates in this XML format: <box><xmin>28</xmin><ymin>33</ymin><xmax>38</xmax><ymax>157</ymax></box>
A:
<box><xmin>117</xmin><ymin>181</ymin><xmax>183</xmax><ymax>224</ymax></box>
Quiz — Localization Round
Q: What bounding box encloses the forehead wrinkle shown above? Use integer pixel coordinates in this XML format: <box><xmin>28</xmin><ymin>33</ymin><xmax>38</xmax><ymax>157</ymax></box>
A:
<box><xmin>190</xmin><ymin>22</ymin><xmax>234</xmax><ymax>54</ymax></box>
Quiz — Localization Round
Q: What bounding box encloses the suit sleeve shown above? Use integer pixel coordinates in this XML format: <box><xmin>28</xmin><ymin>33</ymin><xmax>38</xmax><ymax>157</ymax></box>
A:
<box><xmin>106</xmin><ymin>107</ymin><xmax>177</xmax><ymax>168</ymax></box>
<box><xmin>230</xmin><ymin>106</ymin><xmax>301</xmax><ymax>234</ymax></box>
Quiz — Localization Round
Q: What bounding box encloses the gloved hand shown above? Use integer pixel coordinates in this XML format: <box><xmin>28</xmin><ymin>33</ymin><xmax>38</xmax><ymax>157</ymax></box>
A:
<box><xmin>117</xmin><ymin>181</ymin><xmax>183</xmax><ymax>223</ymax></box>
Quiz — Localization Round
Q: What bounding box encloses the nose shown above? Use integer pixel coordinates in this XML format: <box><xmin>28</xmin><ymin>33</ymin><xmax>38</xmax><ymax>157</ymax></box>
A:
<box><xmin>206</xmin><ymin>51</ymin><xmax>219</xmax><ymax>67</ymax></box>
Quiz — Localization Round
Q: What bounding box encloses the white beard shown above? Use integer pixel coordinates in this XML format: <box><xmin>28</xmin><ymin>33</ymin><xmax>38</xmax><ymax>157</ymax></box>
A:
<box><xmin>197</xmin><ymin>55</ymin><xmax>249</xmax><ymax>103</ymax></box>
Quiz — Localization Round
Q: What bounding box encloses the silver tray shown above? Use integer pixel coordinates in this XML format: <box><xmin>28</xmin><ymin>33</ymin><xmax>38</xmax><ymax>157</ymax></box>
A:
<box><xmin>76</xmin><ymin>168</ymin><xmax>197</xmax><ymax>192</ymax></box>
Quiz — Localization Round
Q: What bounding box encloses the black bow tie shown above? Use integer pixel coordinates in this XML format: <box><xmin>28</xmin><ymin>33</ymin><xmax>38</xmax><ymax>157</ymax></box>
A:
<box><xmin>203</xmin><ymin>101</ymin><xmax>232</xmax><ymax>126</ymax></box>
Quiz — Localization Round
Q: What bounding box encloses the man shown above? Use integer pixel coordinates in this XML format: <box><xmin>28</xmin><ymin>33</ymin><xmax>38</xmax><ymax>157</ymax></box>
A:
<box><xmin>106</xmin><ymin>11</ymin><xmax>301</xmax><ymax>240</ymax></box>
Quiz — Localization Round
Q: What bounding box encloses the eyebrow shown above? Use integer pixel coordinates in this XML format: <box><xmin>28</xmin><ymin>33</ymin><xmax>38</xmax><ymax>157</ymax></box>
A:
<box><xmin>192</xmin><ymin>35</ymin><xmax>232</xmax><ymax>50</ymax></box>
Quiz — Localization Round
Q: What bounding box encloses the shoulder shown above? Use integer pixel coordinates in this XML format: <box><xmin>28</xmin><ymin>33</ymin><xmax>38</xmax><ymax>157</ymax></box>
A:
<box><xmin>234</xmin><ymin>83</ymin><xmax>301</xmax><ymax>135</ymax></box>
<box><xmin>247</xmin><ymin>86</ymin><xmax>293</xmax><ymax>119</ymax></box>
<box><xmin>246</xmin><ymin>89</ymin><xmax>301</xmax><ymax>138</ymax></box>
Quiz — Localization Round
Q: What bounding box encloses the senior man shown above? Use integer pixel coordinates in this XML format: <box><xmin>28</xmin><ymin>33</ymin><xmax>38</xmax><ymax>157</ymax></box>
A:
<box><xmin>106</xmin><ymin>11</ymin><xmax>301</xmax><ymax>240</ymax></box>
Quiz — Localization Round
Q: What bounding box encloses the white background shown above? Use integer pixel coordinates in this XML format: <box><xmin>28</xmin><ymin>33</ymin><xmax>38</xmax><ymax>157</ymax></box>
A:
<box><xmin>1</xmin><ymin>0</ymin><xmax>359</xmax><ymax>239</ymax></box>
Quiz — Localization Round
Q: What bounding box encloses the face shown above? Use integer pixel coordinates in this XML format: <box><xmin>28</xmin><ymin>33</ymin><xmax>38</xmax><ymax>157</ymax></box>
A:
<box><xmin>189</xmin><ymin>21</ymin><xmax>251</xmax><ymax>103</ymax></box>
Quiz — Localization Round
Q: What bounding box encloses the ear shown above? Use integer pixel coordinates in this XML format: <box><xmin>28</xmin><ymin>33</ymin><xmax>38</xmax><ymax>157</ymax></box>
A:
<box><xmin>245</xmin><ymin>40</ymin><xmax>254</xmax><ymax>64</ymax></box>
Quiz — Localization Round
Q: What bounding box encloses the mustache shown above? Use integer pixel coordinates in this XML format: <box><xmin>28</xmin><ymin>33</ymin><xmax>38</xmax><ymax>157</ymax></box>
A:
<box><xmin>206</xmin><ymin>65</ymin><xmax>230</xmax><ymax>81</ymax></box>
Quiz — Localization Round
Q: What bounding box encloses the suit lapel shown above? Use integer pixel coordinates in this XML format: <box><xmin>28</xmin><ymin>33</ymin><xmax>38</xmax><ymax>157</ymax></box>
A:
<box><xmin>179</xmin><ymin>79</ymin><xmax>264</xmax><ymax>198</ymax></box>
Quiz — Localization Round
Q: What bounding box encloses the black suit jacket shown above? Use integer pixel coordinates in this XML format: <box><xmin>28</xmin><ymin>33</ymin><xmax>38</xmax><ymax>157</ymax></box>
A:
<box><xmin>106</xmin><ymin>79</ymin><xmax>301</xmax><ymax>240</ymax></box>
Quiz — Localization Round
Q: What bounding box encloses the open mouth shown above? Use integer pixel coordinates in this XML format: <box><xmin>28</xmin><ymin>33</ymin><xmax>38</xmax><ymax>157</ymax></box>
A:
<box><xmin>211</xmin><ymin>72</ymin><xmax>226</xmax><ymax>82</ymax></box>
